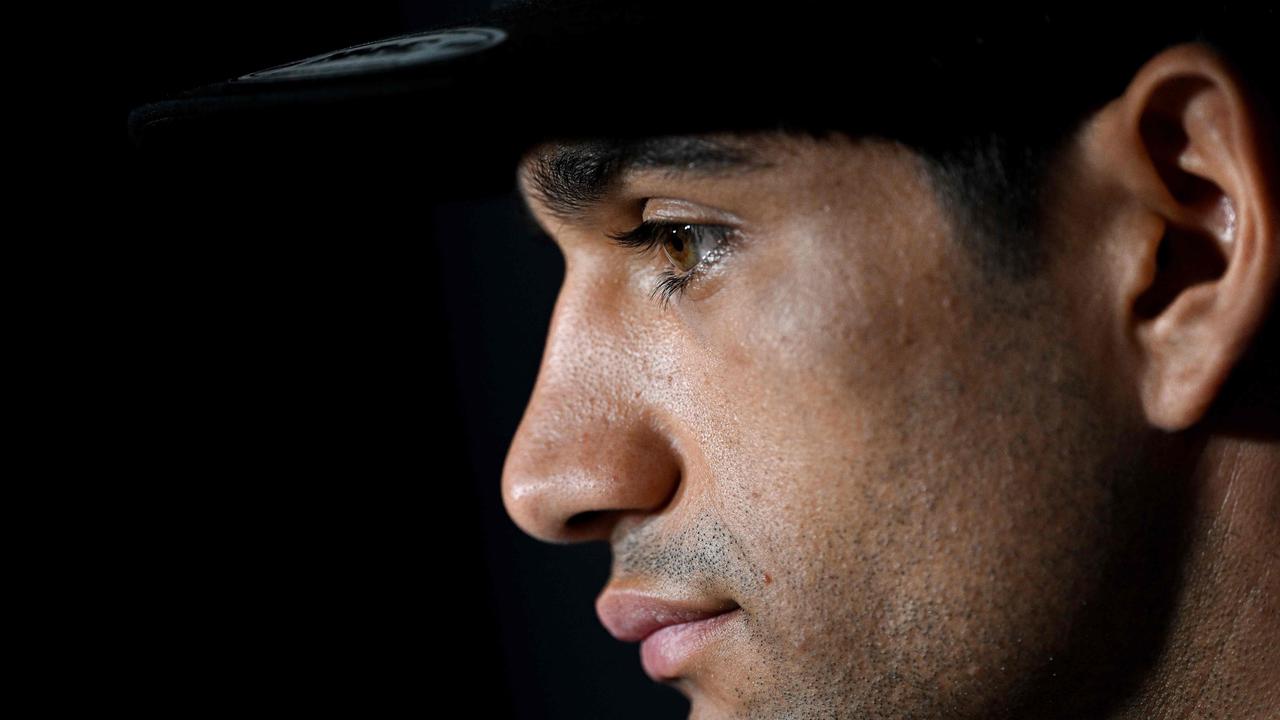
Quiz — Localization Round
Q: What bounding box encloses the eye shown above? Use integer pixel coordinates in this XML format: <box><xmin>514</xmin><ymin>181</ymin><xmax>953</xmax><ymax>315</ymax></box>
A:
<box><xmin>604</xmin><ymin>220</ymin><xmax>736</xmax><ymax>309</ymax></box>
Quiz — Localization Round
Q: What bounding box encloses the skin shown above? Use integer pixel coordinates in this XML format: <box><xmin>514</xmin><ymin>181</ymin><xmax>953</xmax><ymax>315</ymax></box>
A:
<box><xmin>500</xmin><ymin>41</ymin><xmax>1279</xmax><ymax>720</ymax></box>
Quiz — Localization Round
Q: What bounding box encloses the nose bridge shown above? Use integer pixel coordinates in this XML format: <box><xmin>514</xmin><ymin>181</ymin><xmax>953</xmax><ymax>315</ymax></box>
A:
<box><xmin>501</xmin><ymin>277</ymin><xmax>682</xmax><ymax>545</ymax></box>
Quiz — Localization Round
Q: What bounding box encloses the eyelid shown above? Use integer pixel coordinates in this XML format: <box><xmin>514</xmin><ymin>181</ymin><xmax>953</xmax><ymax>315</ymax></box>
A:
<box><xmin>641</xmin><ymin>197</ymin><xmax>746</xmax><ymax>227</ymax></box>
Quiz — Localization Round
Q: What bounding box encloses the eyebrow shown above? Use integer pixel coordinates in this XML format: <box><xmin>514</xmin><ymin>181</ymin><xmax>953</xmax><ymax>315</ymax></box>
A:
<box><xmin>516</xmin><ymin>134</ymin><xmax>776</xmax><ymax>226</ymax></box>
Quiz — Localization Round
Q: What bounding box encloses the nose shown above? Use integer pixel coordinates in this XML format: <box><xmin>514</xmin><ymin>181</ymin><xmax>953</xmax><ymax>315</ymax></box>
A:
<box><xmin>500</xmin><ymin>280</ymin><xmax>682</xmax><ymax>546</ymax></box>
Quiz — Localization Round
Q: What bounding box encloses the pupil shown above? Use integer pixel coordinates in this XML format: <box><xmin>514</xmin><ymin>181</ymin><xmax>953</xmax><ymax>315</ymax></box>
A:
<box><xmin>670</xmin><ymin>227</ymin><xmax>686</xmax><ymax>252</ymax></box>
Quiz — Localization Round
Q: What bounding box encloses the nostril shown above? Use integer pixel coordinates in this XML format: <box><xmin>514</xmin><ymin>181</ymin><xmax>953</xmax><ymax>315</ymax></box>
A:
<box><xmin>566</xmin><ymin>510</ymin><xmax>604</xmax><ymax>530</ymax></box>
<box><xmin>563</xmin><ymin>509</ymin><xmax>624</xmax><ymax>542</ymax></box>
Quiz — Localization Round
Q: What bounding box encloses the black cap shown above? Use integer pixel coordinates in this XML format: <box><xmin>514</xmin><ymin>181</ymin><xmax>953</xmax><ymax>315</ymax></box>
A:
<box><xmin>125</xmin><ymin>2</ymin><xmax>1267</xmax><ymax>195</ymax></box>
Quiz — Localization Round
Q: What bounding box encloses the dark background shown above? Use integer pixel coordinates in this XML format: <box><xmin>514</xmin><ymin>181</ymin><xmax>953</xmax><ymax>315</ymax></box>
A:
<box><xmin>116</xmin><ymin>2</ymin><xmax>687</xmax><ymax>717</ymax></box>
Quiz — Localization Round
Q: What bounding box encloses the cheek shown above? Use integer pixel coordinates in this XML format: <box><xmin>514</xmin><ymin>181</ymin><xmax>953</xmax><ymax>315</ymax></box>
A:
<box><xmin>703</xmin><ymin>194</ymin><xmax>972</xmax><ymax>463</ymax></box>
<box><xmin>691</xmin><ymin>201</ymin><xmax>981</xmax><ymax>590</ymax></box>
<box><xmin>684</xmin><ymin>198</ymin><xmax>1126</xmax><ymax>698</ymax></box>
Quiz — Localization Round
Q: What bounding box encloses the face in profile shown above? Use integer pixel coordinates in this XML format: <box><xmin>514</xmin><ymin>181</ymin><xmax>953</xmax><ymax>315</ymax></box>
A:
<box><xmin>499</xmin><ymin>43</ymin><xmax>1279</xmax><ymax>720</ymax></box>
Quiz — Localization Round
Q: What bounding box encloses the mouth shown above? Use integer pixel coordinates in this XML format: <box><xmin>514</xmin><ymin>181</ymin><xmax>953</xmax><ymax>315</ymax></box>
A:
<box><xmin>596</xmin><ymin>590</ymin><xmax>743</xmax><ymax>682</ymax></box>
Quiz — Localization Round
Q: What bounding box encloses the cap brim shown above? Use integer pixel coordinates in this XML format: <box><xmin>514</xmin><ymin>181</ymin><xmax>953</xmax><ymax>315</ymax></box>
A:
<box><xmin>127</xmin><ymin>2</ymin><xmax>1098</xmax><ymax>195</ymax></box>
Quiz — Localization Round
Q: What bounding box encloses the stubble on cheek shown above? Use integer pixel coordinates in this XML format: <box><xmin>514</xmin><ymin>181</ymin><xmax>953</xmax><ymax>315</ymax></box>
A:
<box><xmin>703</xmin><ymin>264</ymin><xmax>1154</xmax><ymax>720</ymax></box>
<box><xmin>711</xmin><ymin>354</ymin><xmax>1130</xmax><ymax>719</ymax></box>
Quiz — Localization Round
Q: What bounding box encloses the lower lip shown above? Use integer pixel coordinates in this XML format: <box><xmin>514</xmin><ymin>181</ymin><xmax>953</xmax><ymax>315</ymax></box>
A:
<box><xmin>640</xmin><ymin>608</ymin><xmax>742</xmax><ymax>681</ymax></box>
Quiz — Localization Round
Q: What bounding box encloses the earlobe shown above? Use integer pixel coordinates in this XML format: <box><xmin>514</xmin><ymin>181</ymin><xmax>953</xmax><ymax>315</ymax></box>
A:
<box><xmin>1096</xmin><ymin>42</ymin><xmax>1279</xmax><ymax>432</ymax></box>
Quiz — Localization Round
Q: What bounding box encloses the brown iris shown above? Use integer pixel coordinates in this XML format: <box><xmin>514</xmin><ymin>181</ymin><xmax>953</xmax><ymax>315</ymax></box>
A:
<box><xmin>660</xmin><ymin>224</ymin><xmax>701</xmax><ymax>273</ymax></box>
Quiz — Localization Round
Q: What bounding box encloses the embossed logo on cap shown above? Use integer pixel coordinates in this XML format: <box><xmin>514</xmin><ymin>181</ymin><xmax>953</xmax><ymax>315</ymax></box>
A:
<box><xmin>234</xmin><ymin>27</ymin><xmax>508</xmax><ymax>82</ymax></box>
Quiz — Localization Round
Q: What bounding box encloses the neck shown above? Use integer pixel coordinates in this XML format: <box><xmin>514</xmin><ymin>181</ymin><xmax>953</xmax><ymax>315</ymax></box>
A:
<box><xmin>1114</xmin><ymin>433</ymin><xmax>1280</xmax><ymax>719</ymax></box>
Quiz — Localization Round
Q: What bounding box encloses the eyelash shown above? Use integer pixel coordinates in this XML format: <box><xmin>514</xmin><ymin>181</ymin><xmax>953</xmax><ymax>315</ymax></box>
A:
<box><xmin>604</xmin><ymin>220</ymin><xmax>736</xmax><ymax>309</ymax></box>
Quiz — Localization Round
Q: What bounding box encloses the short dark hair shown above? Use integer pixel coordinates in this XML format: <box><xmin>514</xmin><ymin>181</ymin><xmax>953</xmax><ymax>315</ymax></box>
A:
<box><xmin>812</xmin><ymin>11</ymin><xmax>1277</xmax><ymax>412</ymax></box>
<box><xmin>779</xmin><ymin>12</ymin><xmax>1277</xmax><ymax>286</ymax></box>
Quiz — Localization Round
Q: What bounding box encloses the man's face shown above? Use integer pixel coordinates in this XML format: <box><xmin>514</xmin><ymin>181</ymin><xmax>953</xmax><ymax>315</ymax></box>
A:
<box><xmin>501</xmin><ymin>130</ymin><xmax>1161</xmax><ymax>718</ymax></box>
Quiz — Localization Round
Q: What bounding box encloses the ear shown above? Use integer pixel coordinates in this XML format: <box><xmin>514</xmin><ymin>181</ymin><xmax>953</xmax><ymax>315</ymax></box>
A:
<box><xmin>1085</xmin><ymin>42</ymin><xmax>1279</xmax><ymax>432</ymax></box>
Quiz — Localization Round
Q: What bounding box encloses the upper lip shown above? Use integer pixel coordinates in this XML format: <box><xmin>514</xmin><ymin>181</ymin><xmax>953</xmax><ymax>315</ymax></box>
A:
<box><xmin>596</xmin><ymin>588</ymin><xmax>740</xmax><ymax>642</ymax></box>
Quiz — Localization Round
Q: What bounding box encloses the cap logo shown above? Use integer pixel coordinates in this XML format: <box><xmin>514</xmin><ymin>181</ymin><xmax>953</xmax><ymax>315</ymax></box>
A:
<box><xmin>234</xmin><ymin>27</ymin><xmax>507</xmax><ymax>82</ymax></box>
